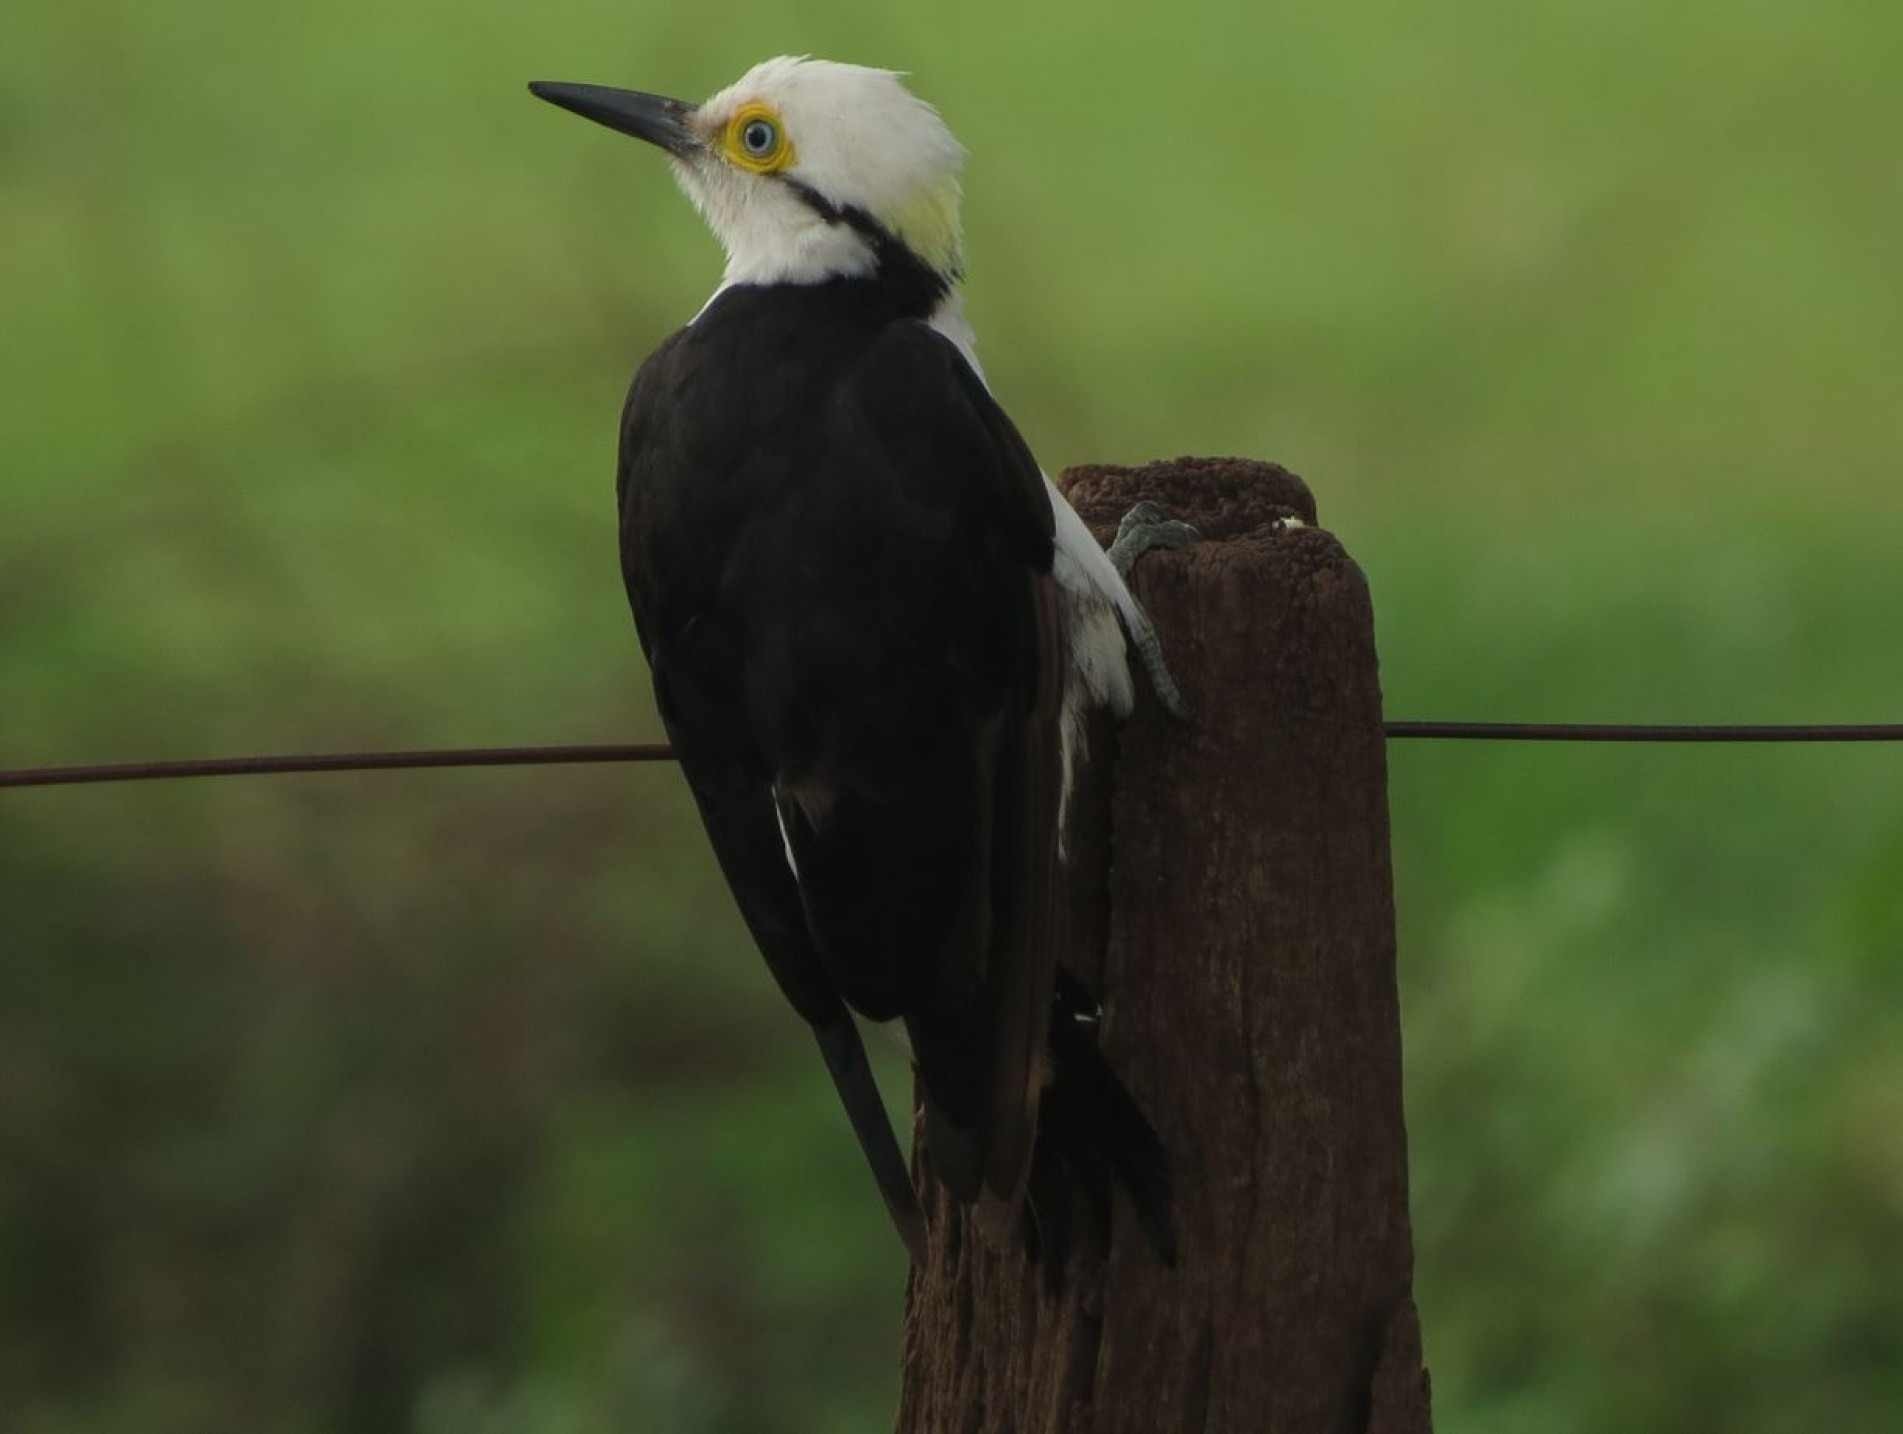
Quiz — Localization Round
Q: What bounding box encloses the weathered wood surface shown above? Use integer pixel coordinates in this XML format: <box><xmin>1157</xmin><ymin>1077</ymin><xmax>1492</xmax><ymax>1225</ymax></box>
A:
<box><xmin>896</xmin><ymin>458</ymin><xmax>1431</xmax><ymax>1434</ymax></box>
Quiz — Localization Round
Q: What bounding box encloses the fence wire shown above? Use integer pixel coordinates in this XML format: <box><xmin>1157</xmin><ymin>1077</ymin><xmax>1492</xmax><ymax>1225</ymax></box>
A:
<box><xmin>4</xmin><ymin>726</ymin><xmax>1899</xmax><ymax>791</ymax></box>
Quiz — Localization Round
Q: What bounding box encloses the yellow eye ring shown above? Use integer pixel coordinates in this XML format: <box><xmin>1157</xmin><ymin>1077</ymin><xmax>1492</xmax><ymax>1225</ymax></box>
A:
<box><xmin>724</xmin><ymin>102</ymin><xmax>794</xmax><ymax>173</ymax></box>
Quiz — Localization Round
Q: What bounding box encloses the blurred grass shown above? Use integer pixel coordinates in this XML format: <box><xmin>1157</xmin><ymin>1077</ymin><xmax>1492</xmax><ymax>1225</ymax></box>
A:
<box><xmin>3</xmin><ymin>2</ymin><xmax>1900</xmax><ymax>1430</ymax></box>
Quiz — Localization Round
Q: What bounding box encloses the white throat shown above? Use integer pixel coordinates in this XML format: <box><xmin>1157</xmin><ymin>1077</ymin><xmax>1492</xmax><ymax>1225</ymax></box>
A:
<box><xmin>721</xmin><ymin>212</ymin><xmax>877</xmax><ymax>288</ymax></box>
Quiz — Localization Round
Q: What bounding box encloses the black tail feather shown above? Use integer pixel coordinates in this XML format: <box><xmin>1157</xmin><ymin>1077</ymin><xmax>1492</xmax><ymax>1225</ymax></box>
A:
<box><xmin>813</xmin><ymin>1016</ymin><xmax>927</xmax><ymax>1264</ymax></box>
<box><xmin>1024</xmin><ymin>971</ymin><xmax>1178</xmax><ymax>1279</ymax></box>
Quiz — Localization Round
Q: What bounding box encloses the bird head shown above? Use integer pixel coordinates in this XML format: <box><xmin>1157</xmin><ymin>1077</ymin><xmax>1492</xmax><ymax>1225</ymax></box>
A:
<box><xmin>530</xmin><ymin>57</ymin><xmax>966</xmax><ymax>303</ymax></box>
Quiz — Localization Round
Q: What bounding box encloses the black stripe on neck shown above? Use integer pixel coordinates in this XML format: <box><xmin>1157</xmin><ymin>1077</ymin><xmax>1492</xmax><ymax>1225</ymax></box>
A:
<box><xmin>783</xmin><ymin>178</ymin><xmax>956</xmax><ymax>319</ymax></box>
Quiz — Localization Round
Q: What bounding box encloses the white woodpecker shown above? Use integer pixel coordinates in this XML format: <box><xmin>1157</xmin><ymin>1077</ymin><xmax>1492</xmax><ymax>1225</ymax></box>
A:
<box><xmin>529</xmin><ymin>56</ymin><xmax>1190</xmax><ymax>1266</ymax></box>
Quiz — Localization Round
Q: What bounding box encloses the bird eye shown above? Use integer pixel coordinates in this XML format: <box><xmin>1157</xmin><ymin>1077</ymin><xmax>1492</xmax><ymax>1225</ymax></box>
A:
<box><xmin>725</xmin><ymin>105</ymin><xmax>792</xmax><ymax>171</ymax></box>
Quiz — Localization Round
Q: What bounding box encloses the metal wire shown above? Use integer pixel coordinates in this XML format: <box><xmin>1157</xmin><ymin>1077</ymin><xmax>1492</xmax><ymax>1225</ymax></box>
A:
<box><xmin>2</xmin><ymin>726</ymin><xmax>1898</xmax><ymax>790</ymax></box>
<box><xmin>0</xmin><ymin>745</ymin><xmax>674</xmax><ymax>790</ymax></box>
<box><xmin>1383</xmin><ymin>722</ymin><xmax>1903</xmax><ymax>743</ymax></box>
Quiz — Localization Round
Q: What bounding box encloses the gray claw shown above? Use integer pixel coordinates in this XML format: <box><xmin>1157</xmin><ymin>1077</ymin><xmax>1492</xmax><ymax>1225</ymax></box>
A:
<box><xmin>1106</xmin><ymin>502</ymin><xmax>1198</xmax><ymax>720</ymax></box>
<box><xmin>1108</xmin><ymin>502</ymin><xmax>1201</xmax><ymax>579</ymax></box>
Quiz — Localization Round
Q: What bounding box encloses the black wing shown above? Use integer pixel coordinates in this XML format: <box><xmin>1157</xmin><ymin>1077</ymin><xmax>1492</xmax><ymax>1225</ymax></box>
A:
<box><xmin>783</xmin><ymin>320</ymin><xmax>1063</xmax><ymax>1207</ymax></box>
<box><xmin>615</xmin><ymin>299</ymin><xmax>1063</xmax><ymax>1251</ymax></box>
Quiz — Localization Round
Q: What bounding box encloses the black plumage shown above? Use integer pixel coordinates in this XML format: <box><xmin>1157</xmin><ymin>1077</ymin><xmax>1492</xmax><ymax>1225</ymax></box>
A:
<box><xmin>618</xmin><ymin>274</ymin><xmax>1067</xmax><ymax>1255</ymax></box>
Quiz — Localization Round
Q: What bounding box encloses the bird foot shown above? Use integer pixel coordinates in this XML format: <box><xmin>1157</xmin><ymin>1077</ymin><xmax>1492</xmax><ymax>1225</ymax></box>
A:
<box><xmin>1106</xmin><ymin>502</ymin><xmax>1198</xmax><ymax>719</ymax></box>
<box><xmin>1106</xmin><ymin>501</ymin><xmax>1199</xmax><ymax>578</ymax></box>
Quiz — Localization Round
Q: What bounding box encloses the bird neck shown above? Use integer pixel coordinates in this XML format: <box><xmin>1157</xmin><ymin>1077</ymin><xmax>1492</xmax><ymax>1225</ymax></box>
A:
<box><xmin>720</xmin><ymin>217</ymin><xmax>879</xmax><ymax>291</ymax></box>
<box><xmin>718</xmin><ymin>216</ymin><xmax>954</xmax><ymax>322</ymax></box>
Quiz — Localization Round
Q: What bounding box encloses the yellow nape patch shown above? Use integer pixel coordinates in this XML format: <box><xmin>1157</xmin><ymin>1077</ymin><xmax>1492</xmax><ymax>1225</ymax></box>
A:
<box><xmin>892</xmin><ymin>181</ymin><xmax>963</xmax><ymax>278</ymax></box>
<box><xmin>723</xmin><ymin>102</ymin><xmax>796</xmax><ymax>174</ymax></box>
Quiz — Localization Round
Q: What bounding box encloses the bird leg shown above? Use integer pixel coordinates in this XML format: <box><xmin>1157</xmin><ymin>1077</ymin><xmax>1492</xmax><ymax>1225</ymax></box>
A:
<box><xmin>1107</xmin><ymin>501</ymin><xmax>1199</xmax><ymax>719</ymax></box>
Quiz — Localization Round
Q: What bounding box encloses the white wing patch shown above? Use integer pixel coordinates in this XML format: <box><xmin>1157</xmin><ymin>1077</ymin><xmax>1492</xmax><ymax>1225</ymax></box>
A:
<box><xmin>928</xmin><ymin>297</ymin><xmax>1139</xmax><ymax>851</ymax></box>
<box><xmin>773</xmin><ymin>798</ymin><xmax>801</xmax><ymax>880</ymax></box>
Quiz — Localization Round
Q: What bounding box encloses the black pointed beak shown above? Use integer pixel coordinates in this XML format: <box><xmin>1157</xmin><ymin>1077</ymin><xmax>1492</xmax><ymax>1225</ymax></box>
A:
<box><xmin>527</xmin><ymin>81</ymin><xmax>700</xmax><ymax>158</ymax></box>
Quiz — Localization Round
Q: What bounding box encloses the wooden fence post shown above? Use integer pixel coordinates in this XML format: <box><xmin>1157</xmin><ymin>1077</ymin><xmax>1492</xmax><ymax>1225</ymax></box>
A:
<box><xmin>896</xmin><ymin>458</ymin><xmax>1431</xmax><ymax>1434</ymax></box>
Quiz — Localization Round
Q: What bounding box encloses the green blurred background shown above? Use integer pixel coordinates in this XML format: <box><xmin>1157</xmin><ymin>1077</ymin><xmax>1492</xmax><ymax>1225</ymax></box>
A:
<box><xmin>4</xmin><ymin>2</ymin><xmax>1900</xmax><ymax>1430</ymax></box>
